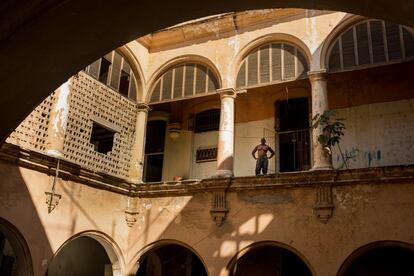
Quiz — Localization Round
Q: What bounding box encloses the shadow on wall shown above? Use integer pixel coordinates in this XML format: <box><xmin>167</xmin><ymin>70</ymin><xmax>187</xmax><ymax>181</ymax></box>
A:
<box><xmin>127</xmin><ymin>188</ymin><xmax>317</xmax><ymax>275</ymax></box>
<box><xmin>0</xmin><ymin>160</ymin><xmax>53</xmax><ymax>276</ymax></box>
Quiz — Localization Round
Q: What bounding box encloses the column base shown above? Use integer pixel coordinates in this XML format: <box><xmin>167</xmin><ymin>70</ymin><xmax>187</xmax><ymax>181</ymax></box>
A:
<box><xmin>127</xmin><ymin>178</ymin><xmax>144</xmax><ymax>185</ymax></box>
<box><xmin>310</xmin><ymin>165</ymin><xmax>333</xmax><ymax>171</ymax></box>
<box><xmin>214</xmin><ymin>169</ymin><xmax>234</xmax><ymax>178</ymax></box>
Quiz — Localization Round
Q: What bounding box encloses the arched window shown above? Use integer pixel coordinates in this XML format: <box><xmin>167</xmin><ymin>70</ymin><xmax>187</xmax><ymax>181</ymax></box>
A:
<box><xmin>85</xmin><ymin>50</ymin><xmax>138</xmax><ymax>100</ymax></box>
<box><xmin>328</xmin><ymin>20</ymin><xmax>414</xmax><ymax>72</ymax></box>
<box><xmin>150</xmin><ymin>63</ymin><xmax>219</xmax><ymax>104</ymax></box>
<box><xmin>236</xmin><ymin>42</ymin><xmax>309</xmax><ymax>88</ymax></box>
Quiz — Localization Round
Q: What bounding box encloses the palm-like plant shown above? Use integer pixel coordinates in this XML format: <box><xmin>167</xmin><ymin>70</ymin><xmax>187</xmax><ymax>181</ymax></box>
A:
<box><xmin>312</xmin><ymin>110</ymin><xmax>348</xmax><ymax>168</ymax></box>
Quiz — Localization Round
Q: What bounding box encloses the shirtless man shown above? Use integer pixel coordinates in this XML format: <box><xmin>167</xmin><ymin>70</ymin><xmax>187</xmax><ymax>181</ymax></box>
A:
<box><xmin>252</xmin><ymin>138</ymin><xmax>275</xmax><ymax>175</ymax></box>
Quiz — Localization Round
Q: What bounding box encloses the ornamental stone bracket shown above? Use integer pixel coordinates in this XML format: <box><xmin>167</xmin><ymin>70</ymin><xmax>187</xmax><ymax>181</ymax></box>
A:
<box><xmin>210</xmin><ymin>190</ymin><xmax>228</xmax><ymax>226</ymax></box>
<box><xmin>313</xmin><ymin>185</ymin><xmax>334</xmax><ymax>223</ymax></box>
<box><xmin>124</xmin><ymin>195</ymin><xmax>139</xmax><ymax>227</ymax></box>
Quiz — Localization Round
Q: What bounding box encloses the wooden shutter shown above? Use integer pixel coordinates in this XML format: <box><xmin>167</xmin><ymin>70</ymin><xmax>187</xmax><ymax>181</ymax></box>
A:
<box><xmin>370</xmin><ymin>20</ymin><xmax>386</xmax><ymax>63</ymax></box>
<box><xmin>236</xmin><ymin>61</ymin><xmax>246</xmax><ymax>88</ymax></box>
<box><xmin>271</xmin><ymin>44</ymin><xmax>282</xmax><ymax>81</ymax></box>
<box><xmin>283</xmin><ymin>44</ymin><xmax>295</xmax><ymax>79</ymax></box>
<box><xmin>356</xmin><ymin>23</ymin><xmax>371</xmax><ymax>65</ymax></box>
<box><xmin>259</xmin><ymin>45</ymin><xmax>270</xmax><ymax>83</ymax></box>
<box><xmin>385</xmin><ymin>22</ymin><xmax>403</xmax><ymax>60</ymax></box>
<box><xmin>184</xmin><ymin>64</ymin><xmax>195</xmax><ymax>96</ymax></box>
<box><xmin>207</xmin><ymin>68</ymin><xmax>219</xmax><ymax>91</ymax></box>
<box><xmin>161</xmin><ymin>70</ymin><xmax>173</xmax><ymax>101</ymax></box>
<box><xmin>403</xmin><ymin>28</ymin><xmax>414</xmax><ymax>57</ymax></box>
<box><xmin>195</xmin><ymin>65</ymin><xmax>207</xmax><ymax>94</ymax></box>
<box><xmin>172</xmin><ymin>65</ymin><xmax>184</xmax><ymax>99</ymax></box>
<box><xmin>247</xmin><ymin>50</ymin><xmax>258</xmax><ymax>86</ymax></box>
<box><xmin>341</xmin><ymin>28</ymin><xmax>356</xmax><ymax>68</ymax></box>
<box><xmin>151</xmin><ymin>81</ymin><xmax>161</xmax><ymax>102</ymax></box>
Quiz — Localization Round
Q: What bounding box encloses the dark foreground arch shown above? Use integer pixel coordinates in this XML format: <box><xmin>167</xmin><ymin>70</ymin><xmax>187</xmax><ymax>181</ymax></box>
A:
<box><xmin>136</xmin><ymin>242</ymin><xmax>207</xmax><ymax>276</ymax></box>
<box><xmin>47</xmin><ymin>236</ymin><xmax>116</xmax><ymax>276</ymax></box>
<box><xmin>0</xmin><ymin>1</ymin><xmax>414</xmax><ymax>142</ymax></box>
<box><xmin>0</xmin><ymin>218</ymin><xmax>33</xmax><ymax>276</ymax></box>
<box><xmin>227</xmin><ymin>241</ymin><xmax>313</xmax><ymax>276</ymax></box>
<box><xmin>338</xmin><ymin>241</ymin><xmax>414</xmax><ymax>276</ymax></box>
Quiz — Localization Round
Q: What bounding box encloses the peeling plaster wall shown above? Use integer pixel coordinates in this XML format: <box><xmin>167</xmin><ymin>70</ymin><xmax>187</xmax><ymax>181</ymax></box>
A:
<box><xmin>1</xmin><ymin>158</ymin><xmax>414</xmax><ymax>275</ymax></box>
<box><xmin>332</xmin><ymin>99</ymin><xmax>414</xmax><ymax>169</ymax></box>
<box><xmin>126</xmin><ymin>182</ymin><xmax>414</xmax><ymax>276</ymax></box>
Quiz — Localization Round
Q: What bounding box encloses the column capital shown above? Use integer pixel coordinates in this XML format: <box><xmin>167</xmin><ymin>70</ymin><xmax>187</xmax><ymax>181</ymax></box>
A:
<box><xmin>217</xmin><ymin>88</ymin><xmax>237</xmax><ymax>99</ymax></box>
<box><xmin>308</xmin><ymin>70</ymin><xmax>328</xmax><ymax>82</ymax></box>
<box><xmin>137</xmin><ymin>103</ymin><xmax>151</xmax><ymax>112</ymax></box>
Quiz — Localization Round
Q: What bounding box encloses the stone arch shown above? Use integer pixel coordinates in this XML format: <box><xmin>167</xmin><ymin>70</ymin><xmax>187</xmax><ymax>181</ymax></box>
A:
<box><xmin>145</xmin><ymin>55</ymin><xmax>223</xmax><ymax>103</ymax></box>
<box><xmin>130</xmin><ymin>239</ymin><xmax>208</xmax><ymax>276</ymax></box>
<box><xmin>319</xmin><ymin>14</ymin><xmax>366</xmax><ymax>70</ymax></box>
<box><xmin>0</xmin><ymin>217</ymin><xmax>34</xmax><ymax>276</ymax></box>
<box><xmin>231</xmin><ymin>33</ymin><xmax>312</xmax><ymax>88</ymax></box>
<box><xmin>321</xmin><ymin>15</ymin><xmax>414</xmax><ymax>72</ymax></box>
<box><xmin>118</xmin><ymin>45</ymin><xmax>146</xmax><ymax>102</ymax></box>
<box><xmin>225</xmin><ymin>240</ymin><xmax>315</xmax><ymax>276</ymax></box>
<box><xmin>337</xmin><ymin>240</ymin><xmax>414</xmax><ymax>276</ymax></box>
<box><xmin>48</xmin><ymin>231</ymin><xmax>125</xmax><ymax>276</ymax></box>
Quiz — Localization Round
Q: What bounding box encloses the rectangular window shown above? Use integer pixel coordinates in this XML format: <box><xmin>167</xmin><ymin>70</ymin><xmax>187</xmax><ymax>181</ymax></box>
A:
<box><xmin>98</xmin><ymin>58</ymin><xmax>111</xmax><ymax>84</ymax></box>
<box><xmin>90</xmin><ymin>122</ymin><xmax>115</xmax><ymax>154</ymax></box>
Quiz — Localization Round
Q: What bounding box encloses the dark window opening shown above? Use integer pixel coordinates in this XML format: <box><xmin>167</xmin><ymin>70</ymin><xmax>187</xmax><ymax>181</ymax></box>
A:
<box><xmin>144</xmin><ymin>120</ymin><xmax>167</xmax><ymax>182</ymax></box>
<box><xmin>90</xmin><ymin>122</ymin><xmax>115</xmax><ymax>154</ymax></box>
<box><xmin>98</xmin><ymin>58</ymin><xmax>111</xmax><ymax>84</ymax></box>
<box><xmin>144</xmin><ymin>154</ymin><xmax>164</xmax><ymax>183</ymax></box>
<box><xmin>276</xmin><ymin>98</ymin><xmax>311</xmax><ymax>172</ymax></box>
<box><xmin>194</xmin><ymin>109</ymin><xmax>220</xmax><ymax>133</ymax></box>
<box><xmin>119</xmin><ymin>70</ymin><xmax>130</xmax><ymax>97</ymax></box>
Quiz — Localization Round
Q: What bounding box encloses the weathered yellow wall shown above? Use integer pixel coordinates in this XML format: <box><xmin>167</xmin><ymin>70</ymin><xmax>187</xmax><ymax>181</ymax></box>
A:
<box><xmin>2</xmin><ymin>159</ymin><xmax>414</xmax><ymax>276</ymax></box>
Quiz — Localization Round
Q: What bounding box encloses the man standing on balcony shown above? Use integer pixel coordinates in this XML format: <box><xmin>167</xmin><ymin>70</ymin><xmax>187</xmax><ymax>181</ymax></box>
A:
<box><xmin>252</xmin><ymin>138</ymin><xmax>275</xmax><ymax>176</ymax></box>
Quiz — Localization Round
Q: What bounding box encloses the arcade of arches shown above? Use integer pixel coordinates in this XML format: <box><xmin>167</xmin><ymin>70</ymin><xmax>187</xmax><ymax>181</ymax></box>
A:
<box><xmin>1</xmin><ymin>5</ymin><xmax>414</xmax><ymax>276</ymax></box>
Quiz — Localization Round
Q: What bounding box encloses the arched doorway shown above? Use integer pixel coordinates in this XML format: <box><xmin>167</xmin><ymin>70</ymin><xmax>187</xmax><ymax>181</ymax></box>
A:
<box><xmin>0</xmin><ymin>218</ymin><xmax>33</xmax><ymax>276</ymax></box>
<box><xmin>47</xmin><ymin>235</ymin><xmax>120</xmax><ymax>276</ymax></box>
<box><xmin>136</xmin><ymin>243</ymin><xmax>207</xmax><ymax>276</ymax></box>
<box><xmin>228</xmin><ymin>242</ymin><xmax>313</xmax><ymax>276</ymax></box>
<box><xmin>338</xmin><ymin>241</ymin><xmax>414</xmax><ymax>276</ymax></box>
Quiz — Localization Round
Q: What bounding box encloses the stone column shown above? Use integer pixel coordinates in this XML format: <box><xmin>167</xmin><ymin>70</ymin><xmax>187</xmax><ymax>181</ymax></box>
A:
<box><xmin>308</xmin><ymin>70</ymin><xmax>332</xmax><ymax>170</ymax></box>
<box><xmin>129</xmin><ymin>103</ymin><xmax>151</xmax><ymax>183</ymax></box>
<box><xmin>216</xmin><ymin>88</ymin><xmax>237</xmax><ymax>177</ymax></box>
<box><xmin>45</xmin><ymin>79</ymin><xmax>72</xmax><ymax>158</ymax></box>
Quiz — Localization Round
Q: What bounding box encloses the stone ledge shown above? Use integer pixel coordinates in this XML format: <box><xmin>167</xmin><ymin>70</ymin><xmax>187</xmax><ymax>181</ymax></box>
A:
<box><xmin>1</xmin><ymin>143</ymin><xmax>413</xmax><ymax>197</ymax></box>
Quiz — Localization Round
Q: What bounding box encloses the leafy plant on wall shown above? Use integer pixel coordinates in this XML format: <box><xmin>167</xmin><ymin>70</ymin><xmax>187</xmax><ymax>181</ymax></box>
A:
<box><xmin>312</xmin><ymin>110</ymin><xmax>348</xmax><ymax>169</ymax></box>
